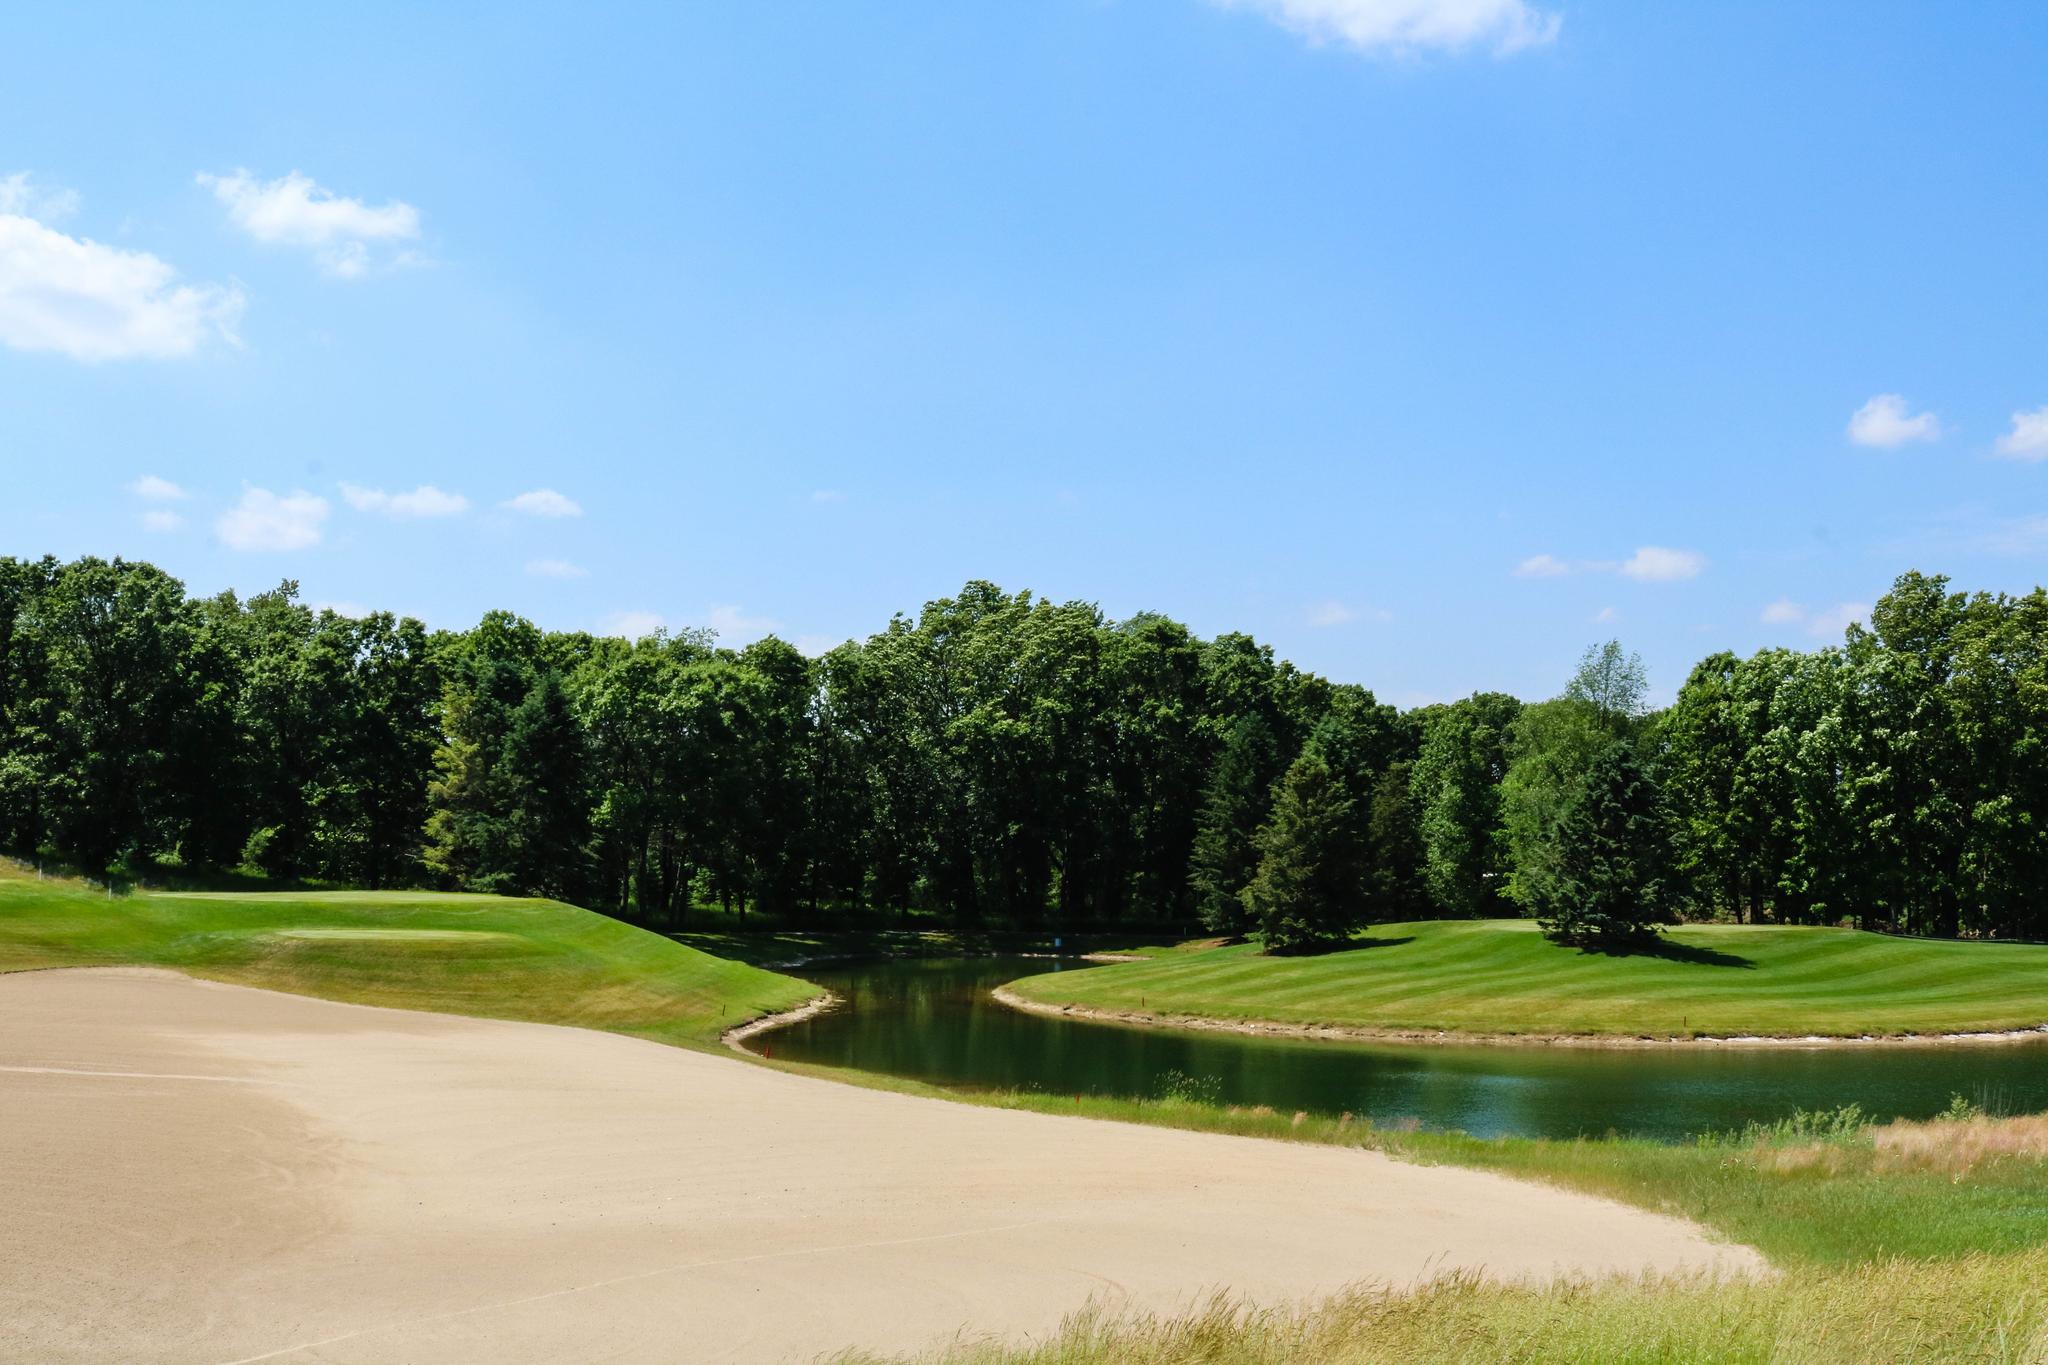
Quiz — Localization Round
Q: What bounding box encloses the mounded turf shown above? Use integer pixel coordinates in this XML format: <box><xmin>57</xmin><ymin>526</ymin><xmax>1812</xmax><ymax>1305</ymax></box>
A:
<box><xmin>0</xmin><ymin>863</ymin><xmax>814</xmax><ymax>1049</ymax></box>
<box><xmin>1003</xmin><ymin>920</ymin><xmax>2048</xmax><ymax>1039</ymax></box>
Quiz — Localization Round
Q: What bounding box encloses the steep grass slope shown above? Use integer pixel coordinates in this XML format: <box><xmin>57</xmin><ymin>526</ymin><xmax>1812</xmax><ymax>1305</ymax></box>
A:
<box><xmin>0</xmin><ymin>864</ymin><xmax>814</xmax><ymax>1048</ymax></box>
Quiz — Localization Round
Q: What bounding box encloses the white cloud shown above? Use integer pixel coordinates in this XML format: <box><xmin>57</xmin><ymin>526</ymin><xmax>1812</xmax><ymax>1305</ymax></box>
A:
<box><xmin>129</xmin><ymin>474</ymin><xmax>188</xmax><ymax>502</ymax></box>
<box><xmin>794</xmin><ymin>633</ymin><xmax>843</xmax><ymax>658</ymax></box>
<box><xmin>1760</xmin><ymin>598</ymin><xmax>1805</xmax><ymax>625</ymax></box>
<box><xmin>1513</xmin><ymin>553</ymin><xmax>1570</xmax><ymax>578</ymax></box>
<box><xmin>1592</xmin><ymin>606</ymin><xmax>1618</xmax><ymax>624</ymax></box>
<box><xmin>199</xmin><ymin>170</ymin><xmax>420</xmax><ymax>278</ymax></box>
<box><xmin>601</xmin><ymin>610</ymin><xmax>666</xmax><ymax>640</ymax></box>
<box><xmin>1993</xmin><ymin>406</ymin><xmax>2048</xmax><ymax>462</ymax></box>
<box><xmin>526</xmin><ymin>558</ymin><xmax>588</xmax><ymax>579</ymax></box>
<box><xmin>0</xmin><ymin>208</ymin><xmax>243</xmax><ymax>362</ymax></box>
<box><xmin>1213</xmin><ymin>0</ymin><xmax>1560</xmax><ymax>55</ymax></box>
<box><xmin>1971</xmin><ymin>514</ymin><xmax>2048</xmax><ymax>556</ymax></box>
<box><xmin>708</xmin><ymin>604</ymin><xmax>784</xmax><ymax>642</ymax></box>
<box><xmin>1619</xmin><ymin>545</ymin><xmax>1706</xmax><ymax>582</ymax></box>
<box><xmin>811</xmin><ymin>489</ymin><xmax>845</xmax><ymax>504</ymax></box>
<box><xmin>1305</xmin><ymin>599</ymin><xmax>1390</xmax><ymax>626</ymax></box>
<box><xmin>1760</xmin><ymin>599</ymin><xmax>1869</xmax><ymax>639</ymax></box>
<box><xmin>216</xmin><ymin>487</ymin><xmax>329</xmax><ymax>552</ymax></box>
<box><xmin>340</xmin><ymin>482</ymin><xmax>468</xmax><ymax>519</ymax></box>
<box><xmin>0</xmin><ymin>173</ymin><xmax>79</xmax><ymax>222</ymax></box>
<box><xmin>141</xmin><ymin>509</ymin><xmax>183</xmax><ymax>533</ymax></box>
<box><xmin>502</xmin><ymin>488</ymin><xmax>583</xmax><ymax>518</ymax></box>
<box><xmin>1808</xmin><ymin>602</ymin><xmax>1869</xmax><ymax>638</ymax></box>
<box><xmin>1847</xmin><ymin>393</ymin><xmax>1941</xmax><ymax>448</ymax></box>
<box><xmin>1516</xmin><ymin>547</ymin><xmax>1704</xmax><ymax>582</ymax></box>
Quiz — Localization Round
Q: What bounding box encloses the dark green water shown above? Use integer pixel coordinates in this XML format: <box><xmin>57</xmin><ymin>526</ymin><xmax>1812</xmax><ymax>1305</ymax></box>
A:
<box><xmin>748</xmin><ymin>957</ymin><xmax>2048</xmax><ymax>1141</ymax></box>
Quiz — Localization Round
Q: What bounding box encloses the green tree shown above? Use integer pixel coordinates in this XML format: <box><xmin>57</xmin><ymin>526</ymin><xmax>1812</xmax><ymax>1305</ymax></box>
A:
<box><xmin>501</xmin><ymin>668</ymin><xmax>591</xmax><ymax>900</ymax></box>
<box><xmin>1566</xmin><ymin>639</ymin><xmax>1649</xmax><ymax>733</ymax></box>
<box><xmin>1365</xmin><ymin>759</ymin><xmax>1431</xmax><ymax>918</ymax></box>
<box><xmin>1242</xmin><ymin>749</ymin><xmax>1366</xmax><ymax>953</ymax></box>
<box><xmin>1188</xmin><ymin>711</ymin><xmax>1283</xmax><ymax>934</ymax></box>
<box><xmin>1540</xmin><ymin>743</ymin><xmax>1677</xmax><ymax>945</ymax></box>
<box><xmin>1410</xmin><ymin>693</ymin><xmax>1519</xmax><ymax>916</ymax></box>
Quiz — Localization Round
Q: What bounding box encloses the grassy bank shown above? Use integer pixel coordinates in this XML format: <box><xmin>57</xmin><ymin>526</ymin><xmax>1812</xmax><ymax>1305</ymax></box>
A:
<box><xmin>1003</xmin><ymin>919</ymin><xmax>2048</xmax><ymax>1039</ymax></box>
<box><xmin>0</xmin><ymin>862</ymin><xmax>814</xmax><ymax>1049</ymax></box>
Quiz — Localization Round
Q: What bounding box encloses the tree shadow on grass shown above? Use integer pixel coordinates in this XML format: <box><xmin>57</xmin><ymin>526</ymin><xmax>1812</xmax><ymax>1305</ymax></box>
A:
<box><xmin>1263</xmin><ymin>934</ymin><xmax>1417</xmax><ymax>958</ymax></box>
<box><xmin>1575</xmin><ymin>936</ymin><xmax>1755</xmax><ymax>969</ymax></box>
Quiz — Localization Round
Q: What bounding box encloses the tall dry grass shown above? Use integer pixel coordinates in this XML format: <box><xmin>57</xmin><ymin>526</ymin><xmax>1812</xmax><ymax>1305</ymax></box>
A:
<box><xmin>846</xmin><ymin>1250</ymin><xmax>2048</xmax><ymax>1365</ymax></box>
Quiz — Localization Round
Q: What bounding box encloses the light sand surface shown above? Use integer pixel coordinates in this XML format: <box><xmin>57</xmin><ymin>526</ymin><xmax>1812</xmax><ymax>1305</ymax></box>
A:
<box><xmin>0</xmin><ymin>968</ymin><xmax>1761</xmax><ymax>1365</ymax></box>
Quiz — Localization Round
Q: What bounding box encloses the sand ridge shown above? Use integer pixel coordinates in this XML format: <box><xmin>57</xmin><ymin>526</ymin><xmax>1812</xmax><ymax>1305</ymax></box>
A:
<box><xmin>0</xmin><ymin>967</ymin><xmax>1760</xmax><ymax>1364</ymax></box>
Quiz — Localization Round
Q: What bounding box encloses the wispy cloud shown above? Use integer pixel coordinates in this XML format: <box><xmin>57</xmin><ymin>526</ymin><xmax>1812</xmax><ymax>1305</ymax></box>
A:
<box><xmin>1966</xmin><ymin>514</ymin><xmax>2048</xmax><ymax>557</ymax></box>
<box><xmin>199</xmin><ymin>169</ymin><xmax>420</xmax><ymax>278</ymax></box>
<box><xmin>1514</xmin><ymin>546</ymin><xmax>1705</xmax><ymax>583</ymax></box>
<box><xmin>129</xmin><ymin>475</ymin><xmax>189</xmax><ymax>533</ymax></box>
<box><xmin>0</xmin><ymin>172</ymin><xmax>79</xmax><ymax>222</ymax></box>
<box><xmin>0</xmin><ymin>181</ymin><xmax>243</xmax><ymax>362</ymax></box>
<box><xmin>1761</xmin><ymin>599</ymin><xmax>1868</xmax><ymax>639</ymax></box>
<box><xmin>525</xmin><ymin>558</ymin><xmax>588</xmax><ymax>579</ymax></box>
<box><xmin>1212</xmin><ymin>0</ymin><xmax>1560</xmax><ymax>55</ymax></box>
<box><xmin>502</xmin><ymin>488</ymin><xmax>583</xmax><ymax>518</ymax></box>
<box><xmin>1994</xmin><ymin>406</ymin><xmax>2048</xmax><ymax>462</ymax></box>
<box><xmin>340</xmin><ymin>482</ymin><xmax>468</xmax><ymax>519</ymax></box>
<box><xmin>1619</xmin><ymin>545</ymin><xmax>1706</xmax><ymax>582</ymax></box>
<box><xmin>216</xmin><ymin>487</ymin><xmax>329</xmax><ymax>552</ymax></box>
<box><xmin>1306</xmin><ymin>599</ymin><xmax>1391</xmax><ymax>627</ymax></box>
<box><xmin>1847</xmin><ymin>393</ymin><xmax>1941</xmax><ymax>449</ymax></box>
<box><xmin>600</xmin><ymin>610</ymin><xmax>666</xmax><ymax>640</ymax></box>
<box><xmin>708</xmin><ymin>604</ymin><xmax>784</xmax><ymax>642</ymax></box>
<box><xmin>811</xmin><ymin>489</ymin><xmax>845</xmax><ymax>504</ymax></box>
<box><xmin>129</xmin><ymin>474</ymin><xmax>188</xmax><ymax>502</ymax></box>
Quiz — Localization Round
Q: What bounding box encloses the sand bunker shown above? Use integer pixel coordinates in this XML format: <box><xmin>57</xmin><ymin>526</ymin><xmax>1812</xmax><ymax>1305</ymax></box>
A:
<box><xmin>0</xmin><ymin>968</ymin><xmax>1760</xmax><ymax>1364</ymax></box>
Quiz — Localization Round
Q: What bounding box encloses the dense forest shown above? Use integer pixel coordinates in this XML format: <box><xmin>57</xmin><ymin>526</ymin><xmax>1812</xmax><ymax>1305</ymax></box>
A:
<box><xmin>2</xmin><ymin>556</ymin><xmax>2044</xmax><ymax>945</ymax></box>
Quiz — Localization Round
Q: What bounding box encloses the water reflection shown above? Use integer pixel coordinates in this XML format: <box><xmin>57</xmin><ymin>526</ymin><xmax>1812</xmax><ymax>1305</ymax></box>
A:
<box><xmin>752</xmin><ymin>957</ymin><xmax>2048</xmax><ymax>1141</ymax></box>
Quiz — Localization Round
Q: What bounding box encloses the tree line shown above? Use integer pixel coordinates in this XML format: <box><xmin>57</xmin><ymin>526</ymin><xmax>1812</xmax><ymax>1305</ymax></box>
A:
<box><xmin>2</xmin><ymin>557</ymin><xmax>2043</xmax><ymax>949</ymax></box>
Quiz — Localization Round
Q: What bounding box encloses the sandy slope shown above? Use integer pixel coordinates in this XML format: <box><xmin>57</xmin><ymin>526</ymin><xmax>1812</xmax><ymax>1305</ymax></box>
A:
<box><xmin>0</xmin><ymin>968</ymin><xmax>1760</xmax><ymax>1365</ymax></box>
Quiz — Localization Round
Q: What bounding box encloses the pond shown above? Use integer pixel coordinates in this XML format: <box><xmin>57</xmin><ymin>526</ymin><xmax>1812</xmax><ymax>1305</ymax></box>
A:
<box><xmin>745</xmin><ymin>956</ymin><xmax>2048</xmax><ymax>1141</ymax></box>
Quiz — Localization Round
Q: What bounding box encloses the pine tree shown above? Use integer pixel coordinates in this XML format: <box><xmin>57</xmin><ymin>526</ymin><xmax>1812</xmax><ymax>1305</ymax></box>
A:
<box><xmin>1540</xmin><ymin>742</ymin><xmax>1676</xmax><ymax>946</ymax></box>
<box><xmin>1242</xmin><ymin>749</ymin><xmax>1366</xmax><ymax>954</ymax></box>
<box><xmin>1366</xmin><ymin>760</ymin><xmax>1430</xmax><ymax>919</ymax></box>
<box><xmin>503</xmin><ymin>669</ymin><xmax>592</xmax><ymax>901</ymax></box>
<box><xmin>1187</xmin><ymin>711</ymin><xmax>1282</xmax><ymax>934</ymax></box>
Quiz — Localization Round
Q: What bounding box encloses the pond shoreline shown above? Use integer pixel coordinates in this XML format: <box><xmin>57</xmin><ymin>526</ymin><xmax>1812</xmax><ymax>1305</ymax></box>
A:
<box><xmin>722</xmin><ymin>992</ymin><xmax>840</xmax><ymax>1051</ymax></box>
<box><xmin>990</xmin><ymin>985</ymin><xmax>2048</xmax><ymax>1050</ymax></box>
<box><xmin>753</xmin><ymin>947</ymin><xmax>1143</xmax><ymax>971</ymax></box>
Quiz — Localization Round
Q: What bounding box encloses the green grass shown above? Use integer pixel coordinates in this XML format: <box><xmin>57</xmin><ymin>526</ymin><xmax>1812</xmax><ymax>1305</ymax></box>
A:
<box><xmin>1004</xmin><ymin>919</ymin><xmax>2048</xmax><ymax>1038</ymax></box>
<box><xmin>0</xmin><ymin>862</ymin><xmax>815</xmax><ymax>1049</ymax></box>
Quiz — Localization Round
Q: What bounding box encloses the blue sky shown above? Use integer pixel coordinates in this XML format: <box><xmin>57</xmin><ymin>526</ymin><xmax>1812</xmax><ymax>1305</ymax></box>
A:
<box><xmin>3</xmin><ymin>1</ymin><xmax>2044</xmax><ymax>706</ymax></box>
